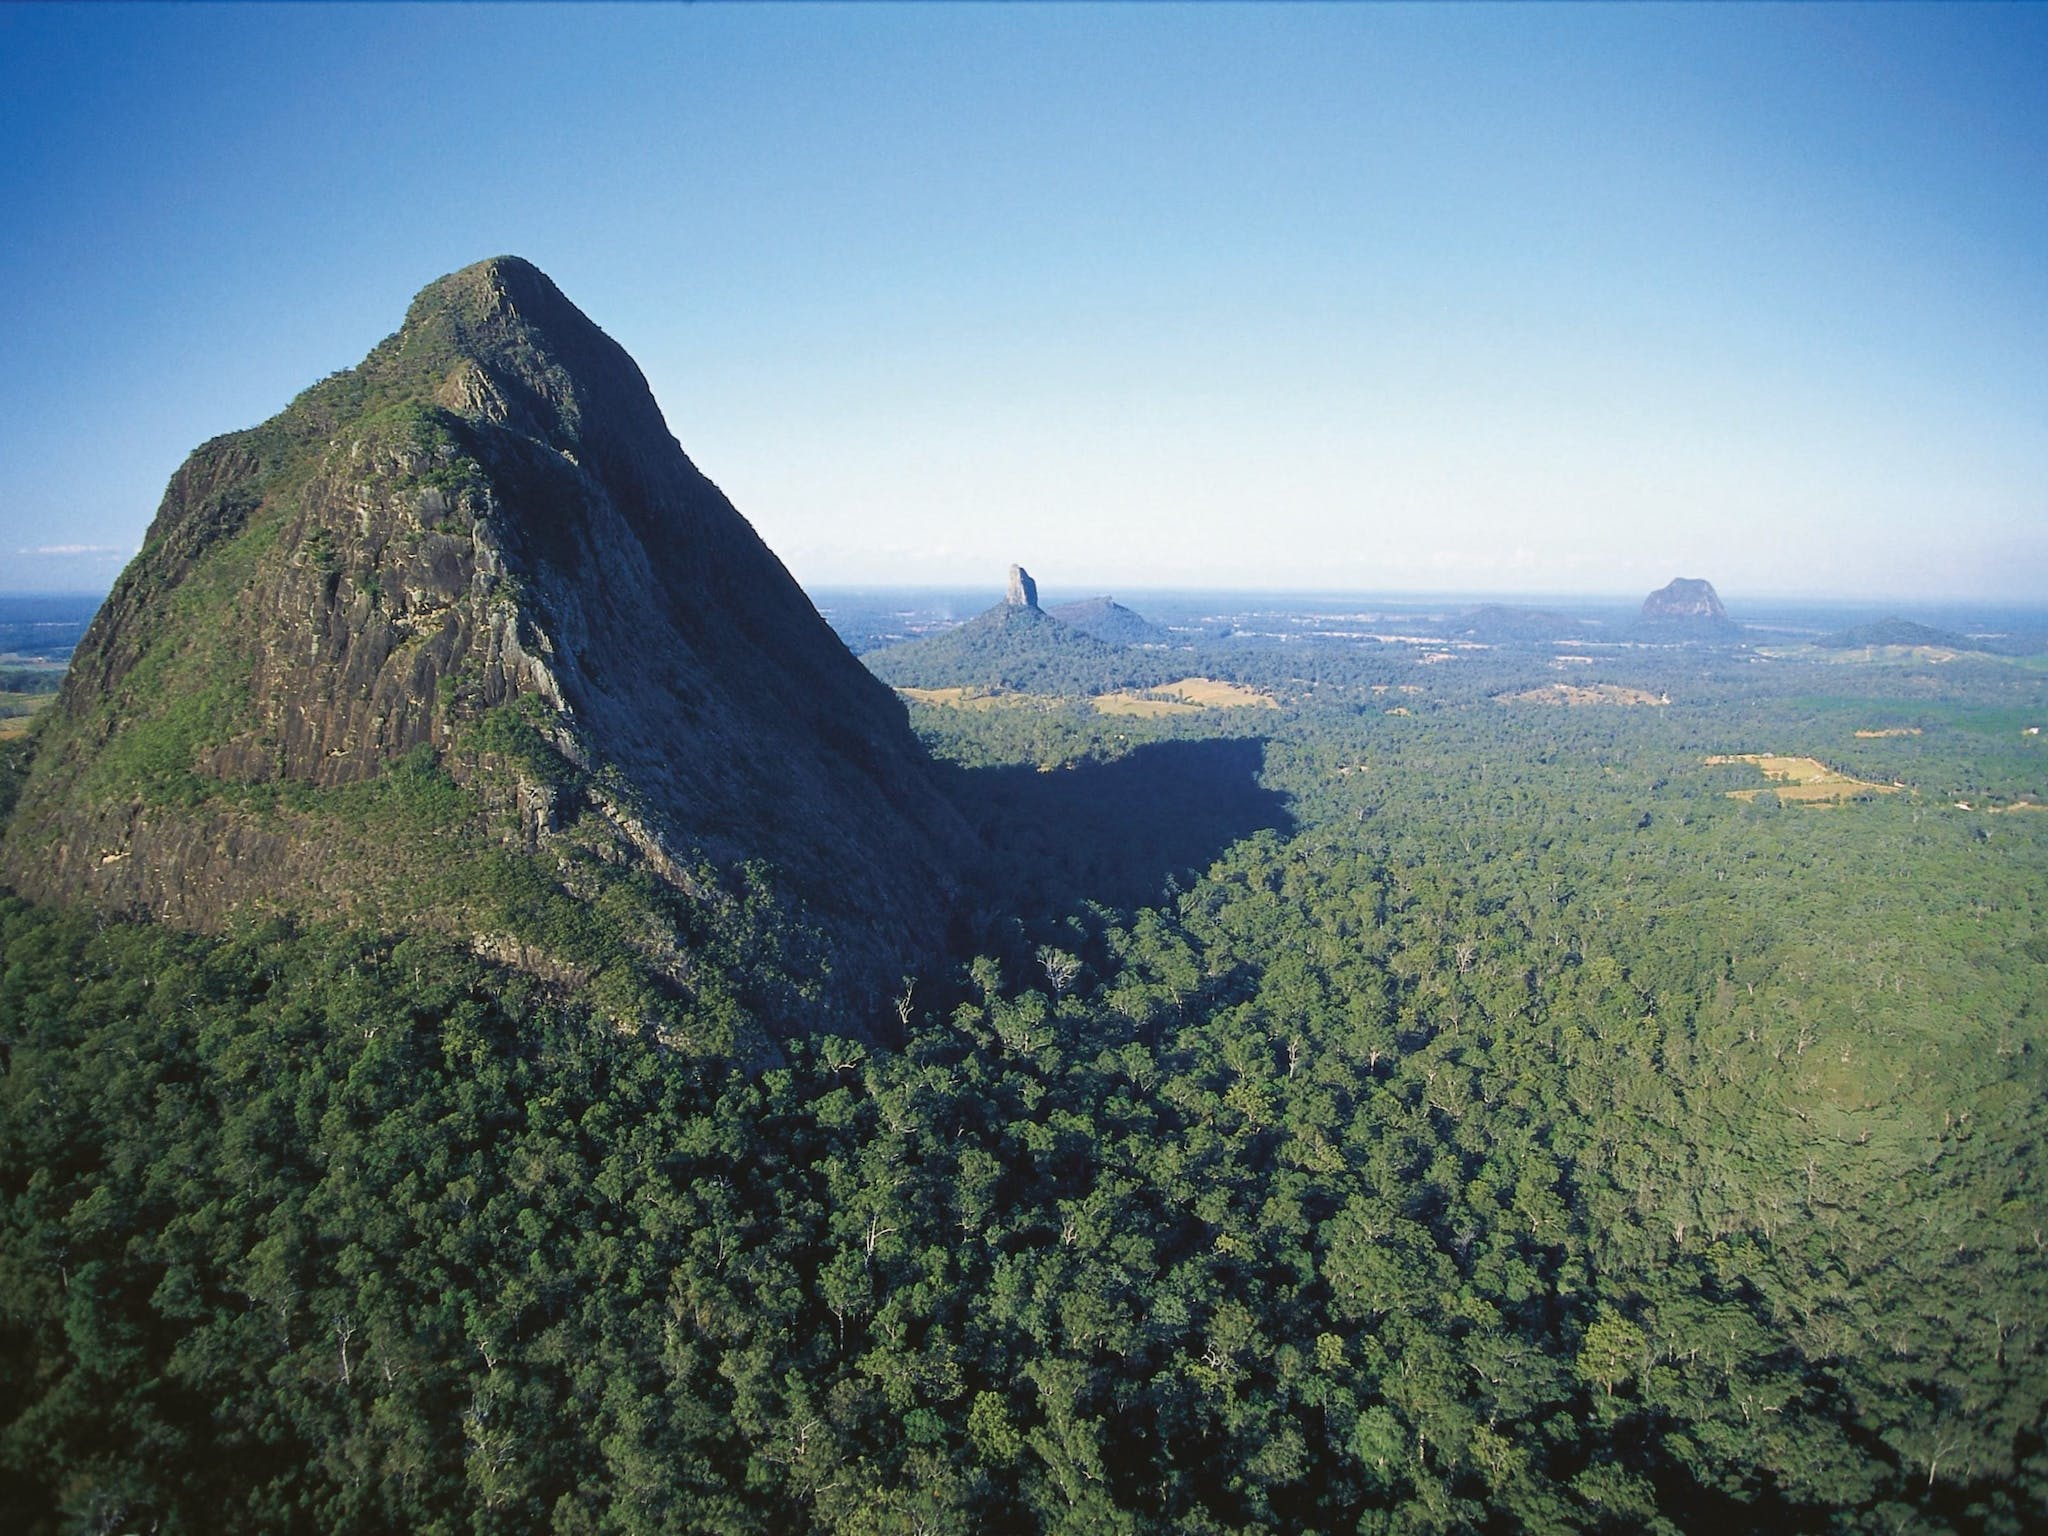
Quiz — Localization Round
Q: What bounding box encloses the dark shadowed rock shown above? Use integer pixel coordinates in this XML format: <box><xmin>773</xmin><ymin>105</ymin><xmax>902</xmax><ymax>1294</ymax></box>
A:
<box><xmin>1</xmin><ymin>257</ymin><xmax>973</xmax><ymax>1024</ymax></box>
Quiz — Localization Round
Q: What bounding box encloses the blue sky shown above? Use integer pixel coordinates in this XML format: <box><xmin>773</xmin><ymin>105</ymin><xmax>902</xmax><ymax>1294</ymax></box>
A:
<box><xmin>2</xmin><ymin>3</ymin><xmax>2043</xmax><ymax>601</ymax></box>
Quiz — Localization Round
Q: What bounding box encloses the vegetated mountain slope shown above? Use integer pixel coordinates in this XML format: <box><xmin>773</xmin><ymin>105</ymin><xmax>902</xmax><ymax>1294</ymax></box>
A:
<box><xmin>0</xmin><ymin>257</ymin><xmax>971</xmax><ymax>1018</ymax></box>
<box><xmin>1045</xmin><ymin>594</ymin><xmax>1173</xmax><ymax>647</ymax></box>
<box><xmin>864</xmin><ymin>588</ymin><xmax>1161</xmax><ymax>695</ymax></box>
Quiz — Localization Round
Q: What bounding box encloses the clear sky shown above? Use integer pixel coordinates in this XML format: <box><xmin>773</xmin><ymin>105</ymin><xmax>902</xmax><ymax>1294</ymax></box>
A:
<box><xmin>1</xmin><ymin>2</ymin><xmax>2043</xmax><ymax>602</ymax></box>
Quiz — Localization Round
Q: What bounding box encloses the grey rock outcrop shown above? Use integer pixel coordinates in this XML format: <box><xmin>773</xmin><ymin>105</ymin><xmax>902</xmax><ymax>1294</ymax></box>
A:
<box><xmin>1006</xmin><ymin>564</ymin><xmax>1039</xmax><ymax>609</ymax></box>
<box><xmin>1640</xmin><ymin>577</ymin><xmax>1728</xmax><ymax>624</ymax></box>
<box><xmin>1631</xmin><ymin>577</ymin><xmax>1741</xmax><ymax>642</ymax></box>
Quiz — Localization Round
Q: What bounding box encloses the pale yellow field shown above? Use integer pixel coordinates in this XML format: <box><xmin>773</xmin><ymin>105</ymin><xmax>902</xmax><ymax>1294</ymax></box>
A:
<box><xmin>1705</xmin><ymin>753</ymin><xmax>1900</xmax><ymax>804</ymax></box>
<box><xmin>1158</xmin><ymin>676</ymin><xmax>1279</xmax><ymax>708</ymax></box>
<box><xmin>896</xmin><ymin>686</ymin><xmax>1056</xmax><ymax>712</ymax></box>
<box><xmin>1091</xmin><ymin>677</ymin><xmax>1279</xmax><ymax>716</ymax></box>
<box><xmin>1092</xmin><ymin>694</ymin><xmax>1201</xmax><ymax>718</ymax></box>
<box><xmin>902</xmin><ymin>676</ymin><xmax>1278</xmax><ymax>717</ymax></box>
<box><xmin>1498</xmin><ymin>683</ymin><xmax>1668</xmax><ymax>707</ymax></box>
<box><xmin>1854</xmin><ymin>727</ymin><xmax>1922</xmax><ymax>738</ymax></box>
<box><xmin>0</xmin><ymin>694</ymin><xmax>53</xmax><ymax>740</ymax></box>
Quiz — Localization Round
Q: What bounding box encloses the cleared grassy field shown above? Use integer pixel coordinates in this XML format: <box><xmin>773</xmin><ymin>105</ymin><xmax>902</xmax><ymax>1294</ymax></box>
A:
<box><xmin>1706</xmin><ymin>753</ymin><xmax>1901</xmax><ymax>804</ymax></box>
<box><xmin>1092</xmin><ymin>677</ymin><xmax>1279</xmax><ymax>716</ymax></box>
<box><xmin>1497</xmin><ymin>682</ymin><xmax>1668</xmax><ymax>707</ymax></box>
<box><xmin>0</xmin><ymin>693</ymin><xmax>53</xmax><ymax>741</ymax></box>
<box><xmin>896</xmin><ymin>686</ymin><xmax>1058</xmax><ymax>712</ymax></box>
<box><xmin>1092</xmin><ymin>693</ymin><xmax>1200</xmax><ymax>718</ymax></box>
<box><xmin>905</xmin><ymin>677</ymin><xmax>1280</xmax><ymax>717</ymax></box>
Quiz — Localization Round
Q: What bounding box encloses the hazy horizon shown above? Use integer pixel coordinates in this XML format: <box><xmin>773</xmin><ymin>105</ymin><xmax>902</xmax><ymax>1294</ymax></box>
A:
<box><xmin>9</xmin><ymin>580</ymin><xmax>2046</xmax><ymax>625</ymax></box>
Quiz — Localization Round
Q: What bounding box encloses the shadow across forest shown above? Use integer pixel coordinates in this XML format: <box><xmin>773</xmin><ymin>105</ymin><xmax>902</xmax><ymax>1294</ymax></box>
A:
<box><xmin>941</xmin><ymin>736</ymin><xmax>1292</xmax><ymax>922</ymax></box>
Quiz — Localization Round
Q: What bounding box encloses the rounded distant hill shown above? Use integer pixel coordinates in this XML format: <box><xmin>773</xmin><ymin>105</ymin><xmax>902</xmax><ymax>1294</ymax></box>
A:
<box><xmin>1046</xmin><ymin>595</ymin><xmax>1173</xmax><ymax>647</ymax></box>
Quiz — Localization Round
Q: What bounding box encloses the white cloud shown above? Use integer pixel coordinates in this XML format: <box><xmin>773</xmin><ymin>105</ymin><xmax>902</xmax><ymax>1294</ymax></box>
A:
<box><xmin>15</xmin><ymin>544</ymin><xmax>125</xmax><ymax>557</ymax></box>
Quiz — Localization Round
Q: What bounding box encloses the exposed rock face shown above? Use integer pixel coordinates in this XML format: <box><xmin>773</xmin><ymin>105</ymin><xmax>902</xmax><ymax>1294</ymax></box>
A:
<box><xmin>2</xmin><ymin>257</ymin><xmax>972</xmax><ymax>1019</ymax></box>
<box><xmin>1640</xmin><ymin>577</ymin><xmax>1728</xmax><ymax>624</ymax></box>
<box><xmin>1006</xmin><ymin>564</ymin><xmax>1039</xmax><ymax>609</ymax></box>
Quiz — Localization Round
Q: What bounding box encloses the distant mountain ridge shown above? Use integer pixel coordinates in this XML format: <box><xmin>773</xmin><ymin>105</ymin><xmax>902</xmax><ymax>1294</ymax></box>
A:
<box><xmin>1</xmin><ymin>257</ymin><xmax>971</xmax><ymax>1018</ymax></box>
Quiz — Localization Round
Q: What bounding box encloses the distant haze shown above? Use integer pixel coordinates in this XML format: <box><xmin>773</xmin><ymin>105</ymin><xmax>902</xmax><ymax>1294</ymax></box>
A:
<box><xmin>2</xmin><ymin>5</ymin><xmax>2043</xmax><ymax>601</ymax></box>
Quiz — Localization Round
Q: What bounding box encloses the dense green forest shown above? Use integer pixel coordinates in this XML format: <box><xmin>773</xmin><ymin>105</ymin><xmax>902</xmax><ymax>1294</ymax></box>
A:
<box><xmin>3</xmin><ymin>636</ymin><xmax>2045</xmax><ymax>1533</ymax></box>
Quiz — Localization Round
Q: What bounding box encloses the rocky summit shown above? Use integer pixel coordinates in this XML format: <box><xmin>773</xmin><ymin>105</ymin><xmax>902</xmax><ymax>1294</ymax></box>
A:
<box><xmin>1633</xmin><ymin>576</ymin><xmax>1739</xmax><ymax>639</ymax></box>
<box><xmin>1639</xmin><ymin>577</ymin><xmax>1728</xmax><ymax>623</ymax></box>
<box><xmin>1005</xmin><ymin>563</ymin><xmax>1039</xmax><ymax>609</ymax></box>
<box><xmin>1</xmin><ymin>257</ymin><xmax>971</xmax><ymax>1021</ymax></box>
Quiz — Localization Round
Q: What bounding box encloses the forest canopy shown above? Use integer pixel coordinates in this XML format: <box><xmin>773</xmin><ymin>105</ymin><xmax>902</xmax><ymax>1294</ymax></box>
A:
<box><xmin>2</xmin><ymin>629</ymin><xmax>2045</xmax><ymax>1535</ymax></box>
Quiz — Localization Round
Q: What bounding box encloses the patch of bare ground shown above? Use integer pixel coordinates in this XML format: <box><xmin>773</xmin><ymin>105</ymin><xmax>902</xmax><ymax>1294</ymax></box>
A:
<box><xmin>0</xmin><ymin>695</ymin><xmax>54</xmax><ymax>740</ymax></box>
<box><xmin>1093</xmin><ymin>677</ymin><xmax>1279</xmax><ymax>716</ymax></box>
<box><xmin>897</xmin><ymin>686</ymin><xmax>1057</xmax><ymax>712</ymax></box>
<box><xmin>1706</xmin><ymin>754</ymin><xmax>1901</xmax><ymax>805</ymax></box>
<box><xmin>1498</xmin><ymin>683</ymin><xmax>1669</xmax><ymax>707</ymax></box>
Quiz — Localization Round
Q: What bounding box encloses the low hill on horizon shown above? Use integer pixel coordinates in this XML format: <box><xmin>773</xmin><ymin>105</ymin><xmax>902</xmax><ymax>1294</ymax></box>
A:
<box><xmin>1440</xmin><ymin>602</ymin><xmax>1588</xmax><ymax>644</ymax></box>
<box><xmin>1817</xmin><ymin>615</ymin><xmax>1976</xmax><ymax>651</ymax></box>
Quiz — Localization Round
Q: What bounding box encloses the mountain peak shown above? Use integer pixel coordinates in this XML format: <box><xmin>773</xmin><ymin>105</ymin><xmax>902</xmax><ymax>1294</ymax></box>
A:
<box><xmin>1640</xmin><ymin>577</ymin><xmax>1727</xmax><ymax>623</ymax></box>
<box><xmin>1632</xmin><ymin>577</ymin><xmax>1740</xmax><ymax>641</ymax></box>
<box><xmin>1006</xmin><ymin>563</ymin><xmax>1040</xmax><ymax>609</ymax></box>
<box><xmin>3</xmin><ymin>259</ymin><xmax>970</xmax><ymax>1027</ymax></box>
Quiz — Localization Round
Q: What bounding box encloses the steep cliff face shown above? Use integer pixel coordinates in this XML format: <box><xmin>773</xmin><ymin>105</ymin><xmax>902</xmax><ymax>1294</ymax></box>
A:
<box><xmin>3</xmin><ymin>257</ymin><xmax>971</xmax><ymax>1021</ymax></box>
<box><xmin>1005</xmin><ymin>564</ymin><xmax>1039</xmax><ymax>610</ymax></box>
